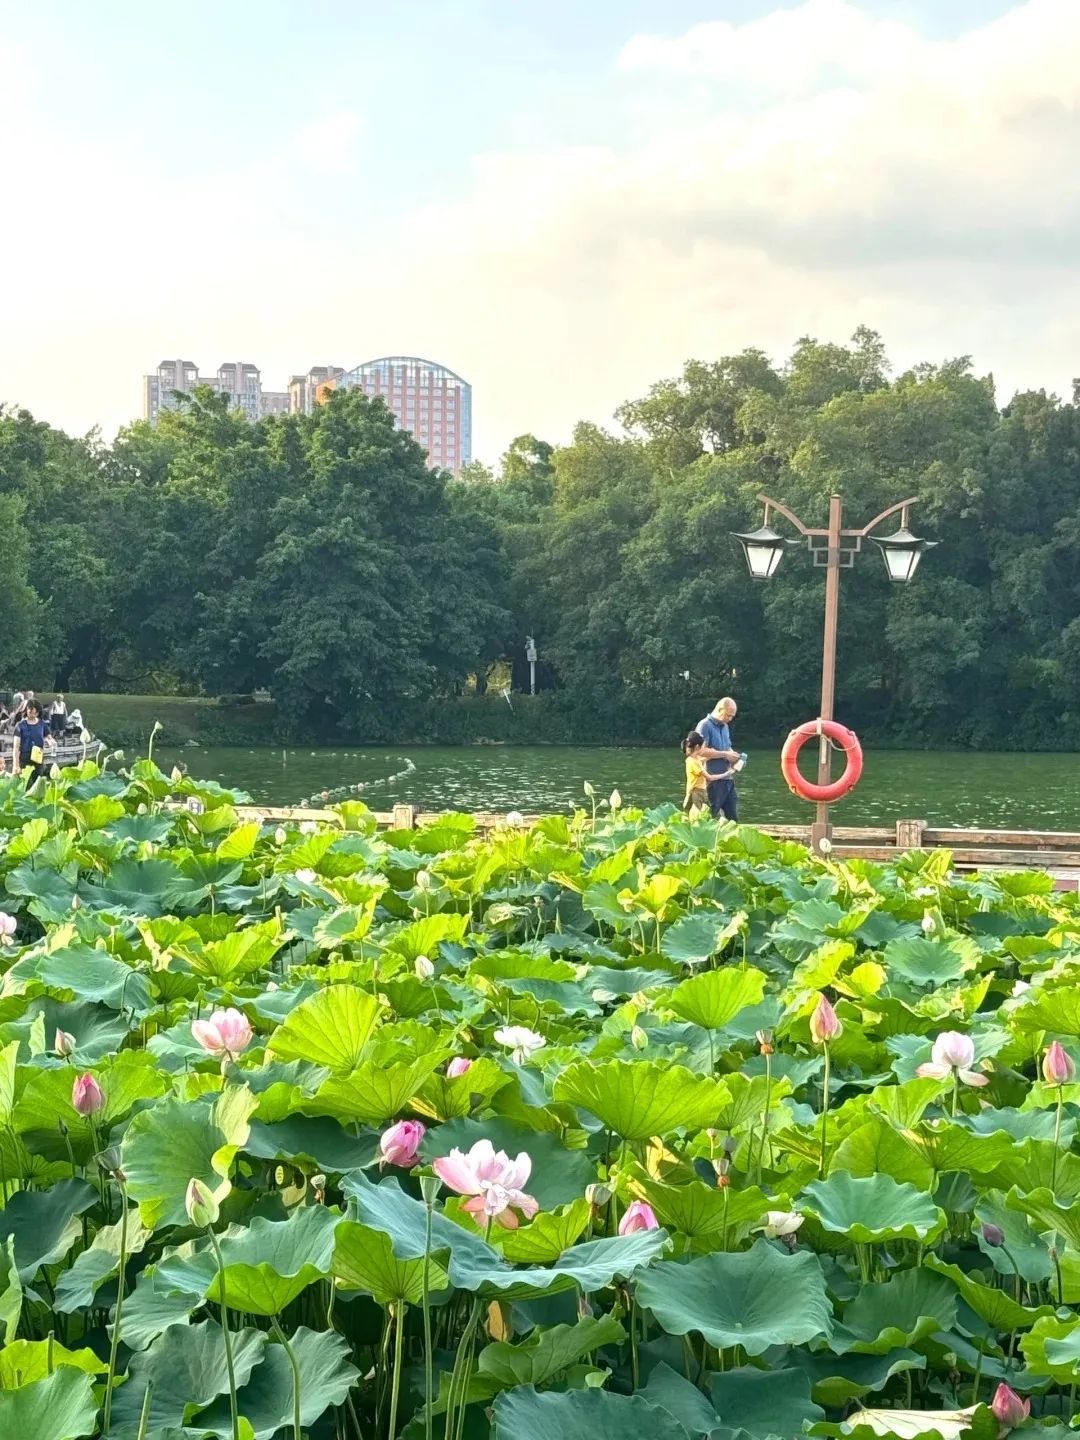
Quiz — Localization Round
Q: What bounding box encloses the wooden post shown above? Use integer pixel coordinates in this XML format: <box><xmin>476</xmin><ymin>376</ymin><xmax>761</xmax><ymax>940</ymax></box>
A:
<box><xmin>895</xmin><ymin>818</ymin><xmax>926</xmax><ymax>852</ymax></box>
<box><xmin>391</xmin><ymin>803</ymin><xmax>417</xmax><ymax>831</ymax></box>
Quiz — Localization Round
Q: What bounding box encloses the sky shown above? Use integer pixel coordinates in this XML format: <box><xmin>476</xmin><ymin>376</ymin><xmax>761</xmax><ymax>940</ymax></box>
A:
<box><xmin>1</xmin><ymin>0</ymin><xmax>1077</xmax><ymax>462</ymax></box>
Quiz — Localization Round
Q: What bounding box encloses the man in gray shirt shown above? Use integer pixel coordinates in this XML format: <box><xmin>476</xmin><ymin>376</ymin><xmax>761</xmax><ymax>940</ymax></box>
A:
<box><xmin>696</xmin><ymin>697</ymin><xmax>741</xmax><ymax>821</ymax></box>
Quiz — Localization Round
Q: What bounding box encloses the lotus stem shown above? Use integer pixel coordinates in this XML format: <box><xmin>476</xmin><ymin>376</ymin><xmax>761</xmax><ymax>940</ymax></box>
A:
<box><xmin>819</xmin><ymin>1044</ymin><xmax>832</xmax><ymax>1179</ymax></box>
<box><xmin>443</xmin><ymin>1299</ymin><xmax>482</xmax><ymax>1440</ymax></box>
<box><xmin>208</xmin><ymin>1229</ymin><xmax>240</xmax><ymax>1440</ymax></box>
<box><xmin>386</xmin><ymin>1303</ymin><xmax>407</xmax><ymax>1440</ymax></box>
<box><xmin>1052</xmin><ymin>1090</ymin><xmax>1064</xmax><ymax>1197</ymax></box>
<box><xmin>103</xmin><ymin>1187</ymin><xmax>130</xmax><ymax>1432</ymax></box>
<box><xmin>136</xmin><ymin>1382</ymin><xmax>154</xmax><ymax>1440</ymax></box>
<box><xmin>272</xmin><ymin>1316</ymin><xmax>303</xmax><ymax>1440</ymax></box>
<box><xmin>422</xmin><ymin>1190</ymin><xmax>435</xmax><ymax>1440</ymax></box>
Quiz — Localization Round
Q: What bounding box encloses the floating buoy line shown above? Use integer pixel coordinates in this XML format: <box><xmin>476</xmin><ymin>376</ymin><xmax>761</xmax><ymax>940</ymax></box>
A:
<box><xmin>298</xmin><ymin>757</ymin><xmax>416</xmax><ymax>808</ymax></box>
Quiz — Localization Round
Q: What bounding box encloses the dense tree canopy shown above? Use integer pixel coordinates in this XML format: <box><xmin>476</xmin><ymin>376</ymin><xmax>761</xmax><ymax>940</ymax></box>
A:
<box><xmin>3</xmin><ymin>330</ymin><xmax>1080</xmax><ymax>746</ymax></box>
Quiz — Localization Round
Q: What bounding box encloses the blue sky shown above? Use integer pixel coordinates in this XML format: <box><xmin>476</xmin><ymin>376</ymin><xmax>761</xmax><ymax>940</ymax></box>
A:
<box><xmin>0</xmin><ymin>1</ymin><xmax>1075</xmax><ymax>458</ymax></box>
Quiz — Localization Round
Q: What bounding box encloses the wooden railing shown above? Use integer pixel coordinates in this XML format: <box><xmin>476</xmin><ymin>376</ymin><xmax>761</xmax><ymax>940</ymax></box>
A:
<box><xmin>236</xmin><ymin>805</ymin><xmax>1080</xmax><ymax>888</ymax></box>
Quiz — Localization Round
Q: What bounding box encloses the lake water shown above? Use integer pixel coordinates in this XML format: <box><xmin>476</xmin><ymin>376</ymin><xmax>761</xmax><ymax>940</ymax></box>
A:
<box><xmin>157</xmin><ymin>744</ymin><xmax>1080</xmax><ymax>831</ymax></box>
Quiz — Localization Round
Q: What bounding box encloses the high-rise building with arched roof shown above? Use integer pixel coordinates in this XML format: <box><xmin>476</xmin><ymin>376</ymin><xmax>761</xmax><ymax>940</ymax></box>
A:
<box><xmin>327</xmin><ymin>356</ymin><xmax>472</xmax><ymax>472</ymax></box>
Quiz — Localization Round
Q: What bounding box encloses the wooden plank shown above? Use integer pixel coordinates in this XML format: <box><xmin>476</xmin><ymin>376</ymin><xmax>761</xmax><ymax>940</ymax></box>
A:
<box><xmin>924</xmin><ymin>828</ymin><xmax>1080</xmax><ymax>848</ymax></box>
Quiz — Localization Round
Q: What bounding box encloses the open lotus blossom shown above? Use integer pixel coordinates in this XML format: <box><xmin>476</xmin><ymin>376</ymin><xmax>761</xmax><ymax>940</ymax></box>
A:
<box><xmin>505</xmin><ymin>810</ymin><xmax>525</xmax><ymax>828</ymax></box>
<box><xmin>432</xmin><ymin>1138</ymin><xmax>539</xmax><ymax>1229</ymax></box>
<box><xmin>1042</xmin><ymin>1041</ymin><xmax>1076</xmax><ymax>1087</ymax></box>
<box><xmin>619</xmin><ymin>1201</ymin><xmax>658</xmax><ymax>1235</ymax></box>
<box><xmin>0</xmin><ymin>912</ymin><xmax>16</xmax><ymax>944</ymax></box>
<box><xmin>54</xmin><ymin>1029</ymin><xmax>76</xmax><ymax>1058</ymax></box>
<box><xmin>192</xmin><ymin>1008</ymin><xmax>253</xmax><ymax>1061</ymax></box>
<box><xmin>72</xmin><ymin>1073</ymin><xmax>105</xmax><ymax>1116</ymax></box>
<box><xmin>809</xmin><ymin>994</ymin><xmax>842</xmax><ymax>1045</ymax></box>
<box><xmin>446</xmin><ymin>1057</ymin><xmax>473</xmax><ymax>1079</ymax></box>
<box><xmin>414</xmin><ymin>955</ymin><xmax>435</xmax><ymax>980</ymax></box>
<box><xmin>916</xmin><ymin>1031</ymin><xmax>988</xmax><ymax>1087</ymax></box>
<box><xmin>494</xmin><ymin>1026</ymin><xmax>546</xmax><ymax>1065</ymax></box>
<box><xmin>294</xmin><ymin>868</ymin><xmax>317</xmax><ymax>885</ymax></box>
<box><xmin>991</xmin><ymin>1383</ymin><xmax>1030</xmax><ymax>1431</ymax></box>
<box><xmin>380</xmin><ymin>1120</ymin><xmax>426</xmax><ymax>1168</ymax></box>
<box><xmin>760</xmin><ymin>1210</ymin><xmax>803</xmax><ymax>1239</ymax></box>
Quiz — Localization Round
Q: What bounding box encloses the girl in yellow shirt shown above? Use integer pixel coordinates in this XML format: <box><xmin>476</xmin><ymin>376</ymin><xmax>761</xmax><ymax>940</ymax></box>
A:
<box><xmin>682</xmin><ymin>730</ymin><xmax>710</xmax><ymax>812</ymax></box>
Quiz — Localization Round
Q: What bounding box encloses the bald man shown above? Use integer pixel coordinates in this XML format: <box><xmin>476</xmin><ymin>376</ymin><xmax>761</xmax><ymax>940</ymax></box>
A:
<box><xmin>696</xmin><ymin>697</ymin><xmax>741</xmax><ymax>822</ymax></box>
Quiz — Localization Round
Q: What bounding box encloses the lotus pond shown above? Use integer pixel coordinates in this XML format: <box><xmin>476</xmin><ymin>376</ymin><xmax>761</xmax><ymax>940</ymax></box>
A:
<box><xmin>2</xmin><ymin>761</ymin><xmax>1080</xmax><ymax>1440</ymax></box>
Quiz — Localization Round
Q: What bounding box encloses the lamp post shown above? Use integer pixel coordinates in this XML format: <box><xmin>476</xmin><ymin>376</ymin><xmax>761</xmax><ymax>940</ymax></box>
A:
<box><xmin>733</xmin><ymin>493</ymin><xmax>936</xmax><ymax>851</ymax></box>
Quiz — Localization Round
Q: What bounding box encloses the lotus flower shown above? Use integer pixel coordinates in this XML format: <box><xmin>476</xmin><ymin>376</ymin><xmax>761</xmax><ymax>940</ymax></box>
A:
<box><xmin>916</xmin><ymin>1031</ymin><xmax>987</xmax><ymax>1087</ymax></box>
<box><xmin>447</xmin><ymin>1057</ymin><xmax>473</xmax><ymax>1079</ymax></box>
<box><xmin>299</xmin><ymin>820</ymin><xmax>317</xmax><ymax>835</ymax></box>
<box><xmin>981</xmin><ymin>1222</ymin><xmax>1005</xmax><ymax>1248</ymax></box>
<box><xmin>432</xmin><ymin>1138</ymin><xmax>539</xmax><ymax>1229</ymax></box>
<box><xmin>380</xmin><ymin>1120</ymin><xmax>426</xmax><ymax>1168</ymax></box>
<box><xmin>415</xmin><ymin>870</ymin><xmax>433</xmax><ymax>891</ymax></box>
<box><xmin>609</xmin><ymin>789</ymin><xmax>622</xmax><ymax>810</ymax></box>
<box><xmin>54</xmin><ymin>1029</ymin><xmax>76</xmax><ymax>1058</ymax></box>
<box><xmin>414</xmin><ymin>955</ymin><xmax>435</xmax><ymax>980</ymax></box>
<box><xmin>274</xmin><ymin>827</ymin><xmax>287</xmax><ymax>846</ymax></box>
<box><xmin>505</xmin><ymin>811</ymin><xmax>525</xmax><ymax>828</ymax></box>
<box><xmin>192</xmin><ymin>1008</ymin><xmax>253</xmax><ymax>1061</ymax></box>
<box><xmin>761</xmin><ymin>1210</ymin><xmax>803</xmax><ymax>1239</ymax></box>
<box><xmin>494</xmin><ymin>1026</ymin><xmax>546</xmax><ymax>1065</ymax></box>
<box><xmin>185</xmin><ymin>1177</ymin><xmax>220</xmax><ymax>1228</ymax></box>
<box><xmin>294</xmin><ymin>868</ymin><xmax>317</xmax><ymax>885</ymax></box>
<box><xmin>619</xmin><ymin>1201</ymin><xmax>658</xmax><ymax>1235</ymax></box>
<box><xmin>1042</xmin><ymin>1041</ymin><xmax>1076</xmax><ymax>1087</ymax></box>
<box><xmin>72</xmin><ymin>1073</ymin><xmax>105</xmax><ymax>1116</ymax></box>
<box><xmin>0</xmin><ymin>912</ymin><xmax>16</xmax><ymax>945</ymax></box>
<box><xmin>809</xmin><ymin>994</ymin><xmax>842</xmax><ymax>1045</ymax></box>
<box><xmin>991</xmin><ymin>1383</ymin><xmax>1029</xmax><ymax>1431</ymax></box>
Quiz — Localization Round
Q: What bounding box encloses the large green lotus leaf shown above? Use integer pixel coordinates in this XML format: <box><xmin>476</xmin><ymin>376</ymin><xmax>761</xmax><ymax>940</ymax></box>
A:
<box><xmin>710</xmin><ymin>1365</ymin><xmax>824</xmax><ymax>1439</ymax></box>
<box><xmin>923</xmin><ymin>1256</ymin><xmax>1051</xmax><ymax>1332</ymax></box>
<box><xmin>1</xmin><ymin>1177</ymin><xmax>96</xmax><ymax>1281</ymax></box>
<box><xmin>15</xmin><ymin>1051</ymin><xmax>168</xmax><ymax>1144</ymax></box>
<box><xmin>122</xmin><ymin>1088</ymin><xmax>255</xmax><ymax>1229</ymax></box>
<box><xmin>107</xmin><ymin>1319</ymin><xmax>268</xmax><ymax>1438</ymax></box>
<box><xmin>881</xmin><ymin>936</ymin><xmax>972</xmax><ymax>986</ymax></box>
<box><xmin>118</xmin><ymin>1267</ymin><xmax>200</xmax><ymax>1349</ymax></box>
<box><xmin>464</xmin><ymin>1229</ymin><xmax>670</xmax><ymax>1301</ymax></box>
<box><xmin>496</xmin><ymin>1200</ymin><xmax>592</xmax><ymax>1263</ymax></box>
<box><xmin>0</xmin><ymin>1236</ymin><xmax>21</xmax><ymax>1344</ymax></box>
<box><xmin>661</xmin><ymin>912</ymin><xmax>744</xmax><ymax>966</ymax></box>
<box><xmin>332</xmin><ymin>1219</ymin><xmax>449</xmax><ymax>1303</ymax></box>
<box><xmin>966</xmin><ymin>1105</ymin><xmax>1073</xmax><ymax>1144</ymax></box>
<box><xmin>0</xmin><ymin>1366</ymin><xmax>99</xmax><ymax>1440</ymax></box>
<box><xmin>155</xmin><ymin>1205</ymin><xmax>340</xmax><ymax>1315</ymax></box>
<box><xmin>1010</xmin><ymin>985</ymin><xmax>1080</xmax><ymax>1037</ymax></box>
<box><xmin>0</xmin><ymin>1338</ymin><xmax>105</xmax><ymax>1387</ymax></box>
<box><xmin>808</xmin><ymin>1405</ymin><xmax>994</xmax><ymax>1440</ymax></box>
<box><xmin>81</xmin><ymin>857</ymin><xmax>179</xmax><ymax>916</ymax></box>
<box><xmin>340</xmin><ymin>1171</ymin><xmax>501</xmax><ymax>1287</ymax></box>
<box><xmin>382</xmin><ymin>912</ymin><xmax>471</xmax><ymax>959</ymax></box>
<box><xmin>416</xmin><ymin>1057</ymin><xmax>513</xmax><ymax>1121</ymax></box>
<box><xmin>215</xmin><ymin>821</ymin><xmax>262</xmax><ymax>860</ymax></box>
<box><xmin>989</xmin><ymin>1139</ymin><xmax>1080</xmax><ymax>1203</ymax></box>
<box><xmin>106</xmin><ymin>812</ymin><xmax>176</xmax><ymax>845</ymax></box>
<box><xmin>1020</xmin><ymin>1315</ymin><xmax>1080</xmax><ymax>1382</ymax></box>
<box><xmin>1006</xmin><ymin>1185</ymin><xmax>1080</xmax><ymax>1250</ymax></box>
<box><xmin>183</xmin><ymin>923</ymin><xmax>285</xmax><ymax>982</ymax></box>
<box><xmin>801</xmin><ymin>1172</ymin><xmax>947</xmax><ymax>1244</ymax></box>
<box><xmin>31</xmin><ymin>947</ymin><xmax>153</xmax><ymax>1013</ymax></box>
<box><xmin>421</xmin><ymin>1117</ymin><xmax>595</xmax><ymax>1210</ymax></box>
<box><xmin>973</xmin><ymin>1194</ymin><xmax>1052</xmax><ymax>1283</ymax></box>
<box><xmin>184</xmin><ymin>1326</ymin><xmax>360</xmax><ymax>1440</ymax></box>
<box><xmin>244</xmin><ymin>1116</ymin><xmax>377</xmax><ymax>1172</ymax></box>
<box><xmin>641</xmin><ymin>1362</ymin><xmax>722</xmax><ymax>1435</ymax></box>
<box><xmin>21</xmin><ymin>998</ymin><xmax>132</xmax><ymax>1064</ymax></box>
<box><xmin>907</xmin><ymin>1124</ymin><xmax>1013</xmax><ymax>1176</ymax></box>
<box><xmin>308</xmin><ymin>1055</ymin><xmax>443</xmax><ymax>1125</ymax></box>
<box><xmin>830</xmin><ymin>1119</ymin><xmax>934</xmax><ymax>1190</ymax></box>
<box><xmin>713</xmin><ymin>1072</ymin><xmax>791</xmax><ymax>1133</ymax></box>
<box><xmin>163</xmin><ymin>855</ymin><xmax>245</xmax><ymax>910</ymax></box>
<box><xmin>473</xmin><ymin>1314</ymin><xmax>624</xmax><ymax>1396</ymax></box>
<box><xmin>635</xmin><ymin>1239</ymin><xmax>832</xmax><ymax>1354</ymax></box>
<box><xmin>829</xmin><ymin>1268</ymin><xmax>958</xmax><ymax>1355</ymax></box>
<box><xmin>666</xmin><ymin>967</ymin><xmax>766</xmax><ymax>1030</ymax></box>
<box><xmin>266</xmin><ymin>985</ymin><xmax>380</xmax><ymax>1070</ymax></box>
<box><xmin>492</xmin><ymin>1386</ymin><xmax>694</xmax><ymax>1440</ymax></box>
<box><xmin>635</xmin><ymin>1178</ymin><xmax>769</xmax><ymax>1246</ymax></box>
<box><xmin>553</xmin><ymin>1060</ymin><xmax>728</xmax><ymax>1140</ymax></box>
<box><xmin>4</xmin><ymin>861</ymin><xmax>78</xmax><ymax>916</ymax></box>
<box><xmin>54</xmin><ymin>1209</ymin><xmax>151</xmax><ymax>1312</ymax></box>
<box><xmin>788</xmin><ymin>1348</ymin><xmax>927</xmax><ymax>1408</ymax></box>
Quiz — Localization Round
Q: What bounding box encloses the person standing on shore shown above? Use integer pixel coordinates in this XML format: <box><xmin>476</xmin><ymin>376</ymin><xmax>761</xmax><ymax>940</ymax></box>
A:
<box><xmin>696</xmin><ymin>697</ymin><xmax>741</xmax><ymax>821</ymax></box>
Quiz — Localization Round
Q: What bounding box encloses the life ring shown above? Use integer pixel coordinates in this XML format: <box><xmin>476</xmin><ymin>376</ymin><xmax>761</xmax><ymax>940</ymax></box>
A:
<box><xmin>781</xmin><ymin>719</ymin><xmax>863</xmax><ymax>803</ymax></box>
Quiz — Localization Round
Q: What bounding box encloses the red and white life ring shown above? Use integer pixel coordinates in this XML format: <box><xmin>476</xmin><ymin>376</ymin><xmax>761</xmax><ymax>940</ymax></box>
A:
<box><xmin>781</xmin><ymin>719</ymin><xmax>863</xmax><ymax>804</ymax></box>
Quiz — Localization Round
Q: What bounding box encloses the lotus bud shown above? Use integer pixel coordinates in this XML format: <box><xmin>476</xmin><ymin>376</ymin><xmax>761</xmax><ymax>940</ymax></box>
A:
<box><xmin>54</xmin><ymin>1029</ymin><xmax>76</xmax><ymax>1058</ymax></box>
<box><xmin>991</xmin><ymin>1383</ymin><xmax>1029</xmax><ymax>1431</ymax></box>
<box><xmin>137</xmin><ymin>803</ymin><xmax>148</xmax><ymax>816</ymax></box>
<box><xmin>505</xmin><ymin>810</ymin><xmax>525</xmax><ymax>828</ymax></box>
<box><xmin>981</xmin><ymin>1222</ymin><xmax>1005</xmax><ymax>1248</ymax></box>
<box><xmin>274</xmin><ymin>827</ymin><xmax>287</xmax><ymax>846</ymax></box>
<box><xmin>630</xmin><ymin>1025</ymin><xmax>648</xmax><ymax>1051</ymax></box>
<box><xmin>70</xmin><ymin>894</ymin><xmax>81</xmax><ymax>910</ymax></box>
<box><xmin>299</xmin><ymin>820</ymin><xmax>317</xmax><ymax>834</ymax></box>
<box><xmin>1042</xmin><ymin>1041</ymin><xmax>1076</xmax><ymax>1087</ymax></box>
<box><xmin>380</xmin><ymin>1119</ymin><xmax>426</xmax><ymax>1169</ymax></box>
<box><xmin>0</xmin><ymin>912</ymin><xmax>17</xmax><ymax>945</ymax></box>
<box><xmin>817</xmin><ymin>837</ymin><xmax>833</xmax><ymax>854</ymax></box>
<box><xmin>72</xmin><ymin>1073</ymin><xmax>105</xmax><ymax>1116</ymax></box>
<box><xmin>583</xmin><ymin>781</ymin><xmax>595</xmax><ymax>797</ymax></box>
<box><xmin>185</xmin><ymin>1177</ymin><xmax>220</xmax><ymax>1228</ymax></box>
<box><xmin>619</xmin><ymin>1201</ymin><xmax>658</xmax><ymax>1235</ymax></box>
<box><xmin>609</xmin><ymin>789</ymin><xmax>622</xmax><ymax>811</ymax></box>
<box><xmin>809</xmin><ymin>994</ymin><xmax>842</xmax><ymax>1045</ymax></box>
<box><xmin>921</xmin><ymin>910</ymin><xmax>935</xmax><ymax>934</ymax></box>
<box><xmin>414</xmin><ymin>955</ymin><xmax>435</xmax><ymax>980</ymax></box>
<box><xmin>294</xmin><ymin>868</ymin><xmax>317</xmax><ymax>885</ymax></box>
<box><xmin>585</xmin><ymin>1182</ymin><xmax>612</xmax><ymax>1208</ymax></box>
<box><xmin>415</xmin><ymin>869</ymin><xmax>433</xmax><ymax>891</ymax></box>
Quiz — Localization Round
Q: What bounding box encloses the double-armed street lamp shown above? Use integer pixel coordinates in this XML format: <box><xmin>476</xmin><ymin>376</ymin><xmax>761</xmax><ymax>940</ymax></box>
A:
<box><xmin>733</xmin><ymin>492</ymin><xmax>937</xmax><ymax>850</ymax></box>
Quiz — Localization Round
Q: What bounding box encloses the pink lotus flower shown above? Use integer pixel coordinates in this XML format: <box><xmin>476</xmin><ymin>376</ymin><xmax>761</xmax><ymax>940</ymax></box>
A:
<box><xmin>380</xmin><ymin>1120</ymin><xmax>426</xmax><ymax>1168</ymax></box>
<box><xmin>809</xmin><ymin>994</ymin><xmax>842</xmax><ymax>1045</ymax></box>
<box><xmin>54</xmin><ymin>1029</ymin><xmax>76</xmax><ymax>1058</ymax></box>
<box><xmin>1042</xmin><ymin>1041</ymin><xmax>1076</xmax><ymax>1087</ymax></box>
<box><xmin>432</xmin><ymin>1138</ymin><xmax>539</xmax><ymax>1229</ymax></box>
<box><xmin>916</xmin><ymin>1031</ymin><xmax>988</xmax><ymax>1087</ymax></box>
<box><xmin>619</xmin><ymin>1201</ymin><xmax>658</xmax><ymax>1235</ymax></box>
<box><xmin>72</xmin><ymin>1073</ymin><xmax>105</xmax><ymax>1116</ymax></box>
<box><xmin>991</xmin><ymin>1382</ymin><xmax>1029</xmax><ymax>1431</ymax></box>
<box><xmin>447</xmin><ymin>1057</ymin><xmax>473</xmax><ymax>1079</ymax></box>
<box><xmin>191</xmin><ymin>1008</ymin><xmax>253</xmax><ymax>1061</ymax></box>
<box><xmin>0</xmin><ymin>912</ymin><xmax>16</xmax><ymax>945</ymax></box>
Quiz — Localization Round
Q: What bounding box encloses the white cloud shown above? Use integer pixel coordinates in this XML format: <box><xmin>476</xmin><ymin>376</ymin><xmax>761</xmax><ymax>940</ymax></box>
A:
<box><xmin>292</xmin><ymin>111</ymin><xmax>366</xmax><ymax>175</ymax></box>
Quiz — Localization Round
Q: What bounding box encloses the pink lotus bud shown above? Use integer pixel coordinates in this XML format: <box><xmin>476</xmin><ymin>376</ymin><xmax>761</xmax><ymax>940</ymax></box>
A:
<box><xmin>809</xmin><ymin>994</ymin><xmax>842</xmax><ymax>1045</ymax></box>
<box><xmin>0</xmin><ymin>912</ymin><xmax>16</xmax><ymax>944</ymax></box>
<box><xmin>72</xmin><ymin>1073</ymin><xmax>105</xmax><ymax>1116</ymax></box>
<box><xmin>185</xmin><ymin>1177</ymin><xmax>220</xmax><ymax>1228</ymax></box>
<box><xmin>618</xmin><ymin>1201</ymin><xmax>659</xmax><ymax>1235</ymax></box>
<box><xmin>981</xmin><ymin>1222</ymin><xmax>1005</xmax><ymax>1248</ymax></box>
<box><xmin>380</xmin><ymin>1120</ymin><xmax>426</xmax><ymax>1168</ymax></box>
<box><xmin>54</xmin><ymin>1029</ymin><xmax>76</xmax><ymax>1058</ymax></box>
<box><xmin>447</xmin><ymin>1057</ymin><xmax>473</xmax><ymax>1079</ymax></box>
<box><xmin>991</xmin><ymin>1383</ymin><xmax>1029</xmax><ymax>1431</ymax></box>
<box><xmin>1042</xmin><ymin>1041</ymin><xmax>1075</xmax><ymax>1087</ymax></box>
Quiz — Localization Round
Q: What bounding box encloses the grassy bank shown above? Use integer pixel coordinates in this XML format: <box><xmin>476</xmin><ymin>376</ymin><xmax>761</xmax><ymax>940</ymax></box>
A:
<box><xmin>66</xmin><ymin>693</ymin><xmax>283</xmax><ymax>749</ymax></box>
